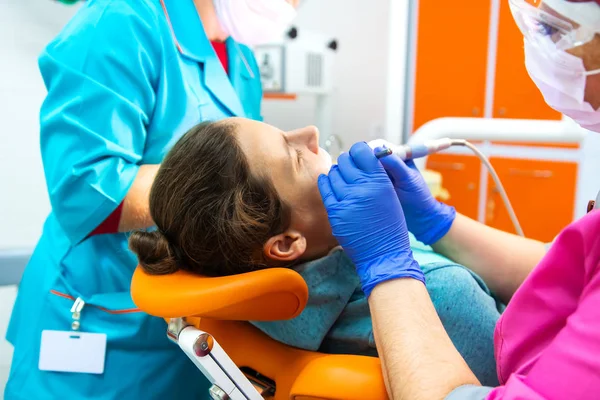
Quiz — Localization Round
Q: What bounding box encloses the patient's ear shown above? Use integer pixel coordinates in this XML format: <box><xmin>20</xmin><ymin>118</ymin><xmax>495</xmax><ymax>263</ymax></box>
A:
<box><xmin>263</xmin><ymin>230</ymin><xmax>307</xmax><ymax>262</ymax></box>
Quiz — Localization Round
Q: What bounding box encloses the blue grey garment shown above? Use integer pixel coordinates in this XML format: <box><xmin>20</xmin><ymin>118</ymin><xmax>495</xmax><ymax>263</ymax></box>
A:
<box><xmin>250</xmin><ymin>235</ymin><xmax>503</xmax><ymax>387</ymax></box>
<box><xmin>445</xmin><ymin>385</ymin><xmax>494</xmax><ymax>400</ymax></box>
<box><xmin>251</xmin><ymin>249</ymin><xmax>359</xmax><ymax>351</ymax></box>
<box><xmin>319</xmin><ymin>258</ymin><xmax>502</xmax><ymax>386</ymax></box>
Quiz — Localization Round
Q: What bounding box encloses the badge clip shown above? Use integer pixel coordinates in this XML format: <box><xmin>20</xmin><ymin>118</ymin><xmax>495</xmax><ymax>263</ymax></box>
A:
<box><xmin>70</xmin><ymin>297</ymin><xmax>85</xmax><ymax>331</ymax></box>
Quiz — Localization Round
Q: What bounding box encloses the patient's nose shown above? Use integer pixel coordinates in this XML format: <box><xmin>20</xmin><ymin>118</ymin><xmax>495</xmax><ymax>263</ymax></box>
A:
<box><xmin>288</xmin><ymin>126</ymin><xmax>320</xmax><ymax>155</ymax></box>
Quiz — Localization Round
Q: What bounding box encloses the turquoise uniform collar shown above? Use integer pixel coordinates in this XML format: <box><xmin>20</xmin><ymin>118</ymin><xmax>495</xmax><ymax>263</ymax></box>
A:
<box><xmin>160</xmin><ymin>0</ymin><xmax>213</xmax><ymax>62</ymax></box>
<box><xmin>160</xmin><ymin>0</ymin><xmax>248</xmax><ymax>117</ymax></box>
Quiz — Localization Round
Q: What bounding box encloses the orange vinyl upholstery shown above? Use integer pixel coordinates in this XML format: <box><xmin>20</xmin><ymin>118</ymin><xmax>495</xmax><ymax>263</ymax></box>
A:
<box><xmin>131</xmin><ymin>267</ymin><xmax>388</xmax><ymax>400</ymax></box>
<box><xmin>131</xmin><ymin>267</ymin><xmax>309</xmax><ymax>321</ymax></box>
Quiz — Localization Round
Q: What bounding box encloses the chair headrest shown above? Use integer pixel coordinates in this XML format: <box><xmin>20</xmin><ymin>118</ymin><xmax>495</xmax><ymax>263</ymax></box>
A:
<box><xmin>130</xmin><ymin>266</ymin><xmax>309</xmax><ymax>321</ymax></box>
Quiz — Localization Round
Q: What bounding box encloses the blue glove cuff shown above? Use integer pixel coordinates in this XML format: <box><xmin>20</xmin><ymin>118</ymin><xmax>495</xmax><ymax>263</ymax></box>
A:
<box><xmin>415</xmin><ymin>203</ymin><xmax>457</xmax><ymax>246</ymax></box>
<box><xmin>361</xmin><ymin>258</ymin><xmax>425</xmax><ymax>297</ymax></box>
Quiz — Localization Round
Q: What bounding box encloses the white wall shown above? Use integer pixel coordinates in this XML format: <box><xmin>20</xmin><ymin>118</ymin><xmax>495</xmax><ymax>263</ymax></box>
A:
<box><xmin>1</xmin><ymin>0</ymin><xmax>81</xmax><ymax>250</ymax></box>
<box><xmin>0</xmin><ymin>0</ymin><xmax>81</xmax><ymax>395</ymax></box>
<box><xmin>262</xmin><ymin>0</ymin><xmax>392</xmax><ymax>150</ymax></box>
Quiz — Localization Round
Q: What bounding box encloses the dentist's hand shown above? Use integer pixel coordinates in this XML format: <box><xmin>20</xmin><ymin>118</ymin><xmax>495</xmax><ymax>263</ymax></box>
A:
<box><xmin>377</xmin><ymin>149</ymin><xmax>456</xmax><ymax>245</ymax></box>
<box><xmin>318</xmin><ymin>142</ymin><xmax>424</xmax><ymax>297</ymax></box>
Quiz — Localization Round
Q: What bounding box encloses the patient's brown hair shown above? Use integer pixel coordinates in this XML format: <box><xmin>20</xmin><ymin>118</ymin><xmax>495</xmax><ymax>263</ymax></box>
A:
<box><xmin>129</xmin><ymin>121</ymin><xmax>291</xmax><ymax>276</ymax></box>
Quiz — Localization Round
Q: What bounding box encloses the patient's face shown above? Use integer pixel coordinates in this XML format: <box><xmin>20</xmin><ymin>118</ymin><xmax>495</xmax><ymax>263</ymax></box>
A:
<box><xmin>234</xmin><ymin>118</ymin><xmax>338</xmax><ymax>262</ymax></box>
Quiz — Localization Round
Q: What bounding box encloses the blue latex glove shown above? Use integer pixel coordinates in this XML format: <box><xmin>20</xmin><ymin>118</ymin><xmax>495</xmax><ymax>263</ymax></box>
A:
<box><xmin>377</xmin><ymin>152</ymin><xmax>456</xmax><ymax>245</ymax></box>
<box><xmin>318</xmin><ymin>142</ymin><xmax>424</xmax><ymax>297</ymax></box>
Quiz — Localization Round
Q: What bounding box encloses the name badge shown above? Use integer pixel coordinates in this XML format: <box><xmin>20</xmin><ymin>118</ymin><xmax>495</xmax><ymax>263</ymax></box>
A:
<box><xmin>39</xmin><ymin>330</ymin><xmax>107</xmax><ymax>374</ymax></box>
<box><xmin>39</xmin><ymin>297</ymin><xmax>106</xmax><ymax>374</ymax></box>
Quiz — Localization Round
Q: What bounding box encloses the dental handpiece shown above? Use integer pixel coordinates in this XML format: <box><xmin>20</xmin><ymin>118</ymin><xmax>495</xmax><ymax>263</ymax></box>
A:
<box><xmin>372</xmin><ymin>138</ymin><xmax>454</xmax><ymax>160</ymax></box>
<box><xmin>370</xmin><ymin>137</ymin><xmax>525</xmax><ymax>238</ymax></box>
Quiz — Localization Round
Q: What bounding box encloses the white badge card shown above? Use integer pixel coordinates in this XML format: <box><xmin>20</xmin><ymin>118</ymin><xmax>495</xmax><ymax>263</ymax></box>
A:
<box><xmin>39</xmin><ymin>330</ymin><xmax>107</xmax><ymax>374</ymax></box>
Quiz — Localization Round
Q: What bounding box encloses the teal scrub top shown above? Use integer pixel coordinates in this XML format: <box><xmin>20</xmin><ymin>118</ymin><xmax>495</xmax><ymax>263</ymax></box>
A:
<box><xmin>5</xmin><ymin>0</ymin><xmax>262</xmax><ymax>398</ymax></box>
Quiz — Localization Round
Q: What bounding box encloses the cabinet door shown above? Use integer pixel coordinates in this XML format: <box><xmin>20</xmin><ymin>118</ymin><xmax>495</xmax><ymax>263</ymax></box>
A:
<box><xmin>485</xmin><ymin>158</ymin><xmax>577</xmax><ymax>242</ymax></box>
<box><xmin>492</xmin><ymin>0</ymin><xmax>561</xmax><ymax>121</ymax></box>
<box><xmin>491</xmin><ymin>0</ymin><xmax>575</xmax><ymax>150</ymax></box>
<box><xmin>426</xmin><ymin>154</ymin><xmax>481</xmax><ymax>220</ymax></box>
<box><xmin>412</xmin><ymin>1</ymin><xmax>491</xmax><ymax>131</ymax></box>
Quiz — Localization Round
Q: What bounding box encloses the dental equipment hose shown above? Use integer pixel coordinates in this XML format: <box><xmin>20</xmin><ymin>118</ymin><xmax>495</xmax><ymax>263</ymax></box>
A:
<box><xmin>374</xmin><ymin>139</ymin><xmax>525</xmax><ymax>237</ymax></box>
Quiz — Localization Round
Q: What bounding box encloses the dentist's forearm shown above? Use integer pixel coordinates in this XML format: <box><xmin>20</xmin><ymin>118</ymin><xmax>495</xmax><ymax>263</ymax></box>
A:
<box><xmin>432</xmin><ymin>213</ymin><xmax>546</xmax><ymax>303</ymax></box>
<box><xmin>119</xmin><ymin>164</ymin><xmax>160</xmax><ymax>232</ymax></box>
<box><xmin>369</xmin><ymin>278</ymin><xmax>479</xmax><ymax>400</ymax></box>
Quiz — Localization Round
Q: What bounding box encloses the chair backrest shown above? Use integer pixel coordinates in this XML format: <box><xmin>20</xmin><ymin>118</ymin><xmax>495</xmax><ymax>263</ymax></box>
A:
<box><xmin>130</xmin><ymin>266</ymin><xmax>309</xmax><ymax>321</ymax></box>
<box><xmin>130</xmin><ymin>266</ymin><xmax>388</xmax><ymax>400</ymax></box>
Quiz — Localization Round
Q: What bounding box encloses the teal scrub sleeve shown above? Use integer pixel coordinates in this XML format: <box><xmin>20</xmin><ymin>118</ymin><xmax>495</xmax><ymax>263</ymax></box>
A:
<box><xmin>241</xmin><ymin>45</ymin><xmax>264</xmax><ymax>121</ymax></box>
<box><xmin>39</xmin><ymin>1</ymin><xmax>161</xmax><ymax>244</ymax></box>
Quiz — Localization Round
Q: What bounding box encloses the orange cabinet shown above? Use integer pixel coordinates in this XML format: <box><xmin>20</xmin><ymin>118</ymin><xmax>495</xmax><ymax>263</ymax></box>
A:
<box><xmin>490</xmin><ymin>0</ymin><xmax>575</xmax><ymax>149</ymax></box>
<box><xmin>492</xmin><ymin>0</ymin><xmax>561</xmax><ymax>121</ymax></box>
<box><xmin>411</xmin><ymin>0</ymin><xmax>581</xmax><ymax>236</ymax></box>
<box><xmin>484</xmin><ymin>158</ymin><xmax>578</xmax><ymax>242</ymax></box>
<box><xmin>426</xmin><ymin>154</ymin><xmax>481</xmax><ymax>221</ymax></box>
<box><xmin>412</xmin><ymin>1</ymin><xmax>491</xmax><ymax>130</ymax></box>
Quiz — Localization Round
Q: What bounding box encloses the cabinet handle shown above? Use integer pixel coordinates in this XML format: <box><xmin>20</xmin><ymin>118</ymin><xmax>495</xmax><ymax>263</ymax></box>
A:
<box><xmin>428</xmin><ymin>162</ymin><xmax>465</xmax><ymax>171</ymax></box>
<box><xmin>486</xmin><ymin>195</ymin><xmax>495</xmax><ymax>224</ymax></box>
<box><xmin>508</xmin><ymin>168</ymin><xmax>553</xmax><ymax>178</ymax></box>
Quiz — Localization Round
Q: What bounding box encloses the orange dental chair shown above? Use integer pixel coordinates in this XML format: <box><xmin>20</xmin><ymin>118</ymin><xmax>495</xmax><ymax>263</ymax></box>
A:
<box><xmin>130</xmin><ymin>266</ymin><xmax>388</xmax><ymax>400</ymax></box>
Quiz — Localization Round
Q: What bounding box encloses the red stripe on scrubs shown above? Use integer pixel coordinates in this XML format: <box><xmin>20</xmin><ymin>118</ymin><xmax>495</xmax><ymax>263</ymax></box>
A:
<box><xmin>50</xmin><ymin>290</ymin><xmax>141</xmax><ymax>314</ymax></box>
<box><xmin>89</xmin><ymin>202</ymin><xmax>123</xmax><ymax>236</ymax></box>
<box><xmin>211</xmin><ymin>41</ymin><xmax>229</xmax><ymax>74</ymax></box>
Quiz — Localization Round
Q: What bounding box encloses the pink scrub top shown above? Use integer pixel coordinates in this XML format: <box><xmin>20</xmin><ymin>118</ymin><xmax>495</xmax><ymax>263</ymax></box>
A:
<box><xmin>486</xmin><ymin>210</ymin><xmax>600</xmax><ymax>399</ymax></box>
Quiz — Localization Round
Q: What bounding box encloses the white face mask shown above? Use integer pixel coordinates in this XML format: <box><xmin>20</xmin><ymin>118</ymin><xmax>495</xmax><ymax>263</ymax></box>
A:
<box><xmin>213</xmin><ymin>0</ymin><xmax>297</xmax><ymax>46</ymax></box>
<box><xmin>524</xmin><ymin>38</ymin><xmax>600</xmax><ymax>133</ymax></box>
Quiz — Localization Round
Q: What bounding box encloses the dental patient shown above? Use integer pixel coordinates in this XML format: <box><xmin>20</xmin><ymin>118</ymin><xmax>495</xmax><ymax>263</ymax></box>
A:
<box><xmin>129</xmin><ymin>118</ymin><xmax>502</xmax><ymax>386</ymax></box>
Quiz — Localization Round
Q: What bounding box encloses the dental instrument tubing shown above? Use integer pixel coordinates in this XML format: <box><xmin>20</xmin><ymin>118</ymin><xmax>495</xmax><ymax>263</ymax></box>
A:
<box><xmin>373</xmin><ymin>138</ymin><xmax>454</xmax><ymax>161</ymax></box>
<box><xmin>375</xmin><ymin>139</ymin><xmax>524</xmax><ymax>237</ymax></box>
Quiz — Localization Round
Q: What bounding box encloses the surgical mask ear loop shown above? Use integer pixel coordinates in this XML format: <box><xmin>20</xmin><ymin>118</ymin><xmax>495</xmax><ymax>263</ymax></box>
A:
<box><xmin>584</xmin><ymin>68</ymin><xmax>600</xmax><ymax>77</ymax></box>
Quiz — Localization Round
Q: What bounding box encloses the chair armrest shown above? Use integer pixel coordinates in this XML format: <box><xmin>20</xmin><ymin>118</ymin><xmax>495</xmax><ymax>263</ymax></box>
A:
<box><xmin>290</xmin><ymin>354</ymin><xmax>388</xmax><ymax>400</ymax></box>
